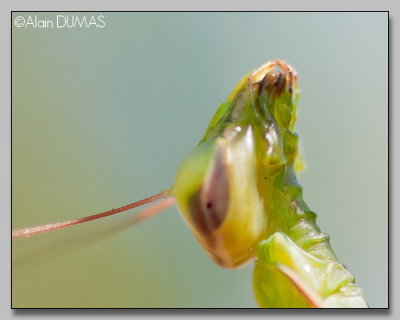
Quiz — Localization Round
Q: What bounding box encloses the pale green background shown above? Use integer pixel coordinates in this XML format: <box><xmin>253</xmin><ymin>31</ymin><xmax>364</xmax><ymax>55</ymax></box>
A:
<box><xmin>12</xmin><ymin>12</ymin><xmax>388</xmax><ymax>308</ymax></box>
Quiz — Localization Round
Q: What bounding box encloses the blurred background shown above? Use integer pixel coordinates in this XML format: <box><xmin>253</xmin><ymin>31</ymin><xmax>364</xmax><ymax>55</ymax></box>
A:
<box><xmin>12</xmin><ymin>12</ymin><xmax>388</xmax><ymax>308</ymax></box>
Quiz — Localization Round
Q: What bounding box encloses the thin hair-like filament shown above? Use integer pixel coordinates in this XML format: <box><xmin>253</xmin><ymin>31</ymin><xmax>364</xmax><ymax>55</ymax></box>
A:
<box><xmin>12</xmin><ymin>190</ymin><xmax>174</xmax><ymax>238</ymax></box>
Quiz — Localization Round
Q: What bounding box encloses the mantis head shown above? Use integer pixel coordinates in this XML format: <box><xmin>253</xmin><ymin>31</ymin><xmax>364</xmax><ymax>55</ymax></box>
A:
<box><xmin>172</xmin><ymin>60</ymin><xmax>301</xmax><ymax>268</ymax></box>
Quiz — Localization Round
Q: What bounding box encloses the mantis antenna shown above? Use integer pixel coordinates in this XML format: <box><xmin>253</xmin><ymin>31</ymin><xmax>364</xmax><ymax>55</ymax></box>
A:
<box><xmin>12</xmin><ymin>190</ymin><xmax>175</xmax><ymax>239</ymax></box>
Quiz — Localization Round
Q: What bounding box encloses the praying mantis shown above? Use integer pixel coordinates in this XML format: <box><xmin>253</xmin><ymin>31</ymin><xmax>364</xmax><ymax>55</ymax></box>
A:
<box><xmin>12</xmin><ymin>60</ymin><xmax>368</xmax><ymax>308</ymax></box>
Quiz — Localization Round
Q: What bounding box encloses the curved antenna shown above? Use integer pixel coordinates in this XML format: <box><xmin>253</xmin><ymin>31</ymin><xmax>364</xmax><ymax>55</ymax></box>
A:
<box><xmin>12</xmin><ymin>190</ymin><xmax>174</xmax><ymax>239</ymax></box>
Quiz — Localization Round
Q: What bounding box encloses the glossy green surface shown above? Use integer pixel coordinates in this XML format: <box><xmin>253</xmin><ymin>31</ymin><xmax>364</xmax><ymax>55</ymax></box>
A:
<box><xmin>173</xmin><ymin>61</ymin><xmax>300</xmax><ymax>269</ymax></box>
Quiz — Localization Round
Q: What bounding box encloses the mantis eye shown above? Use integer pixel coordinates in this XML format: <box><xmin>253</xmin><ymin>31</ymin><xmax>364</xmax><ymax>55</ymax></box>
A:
<box><xmin>173</xmin><ymin>128</ymin><xmax>268</xmax><ymax>268</ymax></box>
<box><xmin>188</xmin><ymin>147</ymin><xmax>229</xmax><ymax>235</ymax></box>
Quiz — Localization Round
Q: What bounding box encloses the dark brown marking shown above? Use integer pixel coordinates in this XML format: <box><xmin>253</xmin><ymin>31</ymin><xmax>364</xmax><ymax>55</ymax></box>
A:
<box><xmin>188</xmin><ymin>147</ymin><xmax>230</xmax><ymax>235</ymax></box>
<box><xmin>259</xmin><ymin>70</ymin><xmax>286</xmax><ymax>96</ymax></box>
